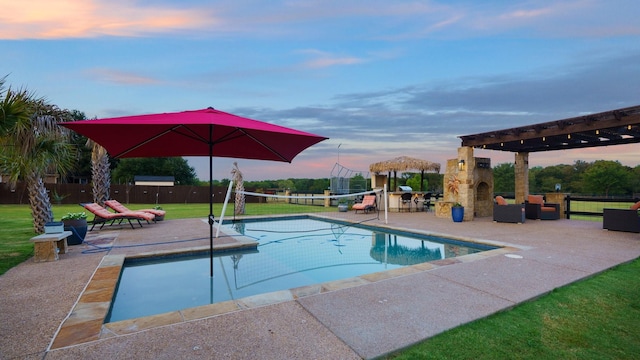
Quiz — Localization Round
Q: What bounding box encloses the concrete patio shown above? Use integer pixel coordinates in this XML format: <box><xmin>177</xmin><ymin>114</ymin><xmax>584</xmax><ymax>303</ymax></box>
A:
<box><xmin>1</xmin><ymin>211</ymin><xmax>638</xmax><ymax>359</ymax></box>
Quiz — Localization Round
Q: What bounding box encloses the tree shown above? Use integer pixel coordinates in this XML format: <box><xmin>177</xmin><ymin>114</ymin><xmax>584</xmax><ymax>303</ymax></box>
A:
<box><xmin>631</xmin><ymin>165</ymin><xmax>640</xmax><ymax>196</ymax></box>
<box><xmin>309</xmin><ymin>178</ymin><xmax>330</xmax><ymax>193</ymax></box>
<box><xmin>66</xmin><ymin>110</ymin><xmax>94</xmax><ymax>183</ymax></box>
<box><xmin>0</xmin><ymin>77</ymin><xmax>75</xmax><ymax>233</ymax></box>
<box><xmin>406</xmin><ymin>174</ymin><xmax>426</xmax><ymax>192</ymax></box>
<box><xmin>111</xmin><ymin>158</ymin><xmax>198</xmax><ymax>185</ymax></box>
<box><xmin>90</xmin><ymin>140</ymin><xmax>110</xmax><ymax>206</ymax></box>
<box><xmin>231</xmin><ymin>162</ymin><xmax>245</xmax><ymax>215</ymax></box>
<box><xmin>277</xmin><ymin>179</ymin><xmax>295</xmax><ymax>191</ymax></box>
<box><xmin>349</xmin><ymin>173</ymin><xmax>368</xmax><ymax>192</ymax></box>
<box><xmin>536</xmin><ymin>164</ymin><xmax>569</xmax><ymax>193</ymax></box>
<box><xmin>582</xmin><ymin>160</ymin><xmax>631</xmax><ymax>196</ymax></box>
<box><xmin>492</xmin><ymin>163</ymin><xmax>515</xmax><ymax>193</ymax></box>
<box><xmin>528</xmin><ymin>166</ymin><xmax>543</xmax><ymax>194</ymax></box>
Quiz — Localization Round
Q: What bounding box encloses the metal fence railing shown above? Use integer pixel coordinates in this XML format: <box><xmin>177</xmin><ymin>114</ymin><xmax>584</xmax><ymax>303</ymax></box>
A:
<box><xmin>565</xmin><ymin>195</ymin><xmax>639</xmax><ymax>220</ymax></box>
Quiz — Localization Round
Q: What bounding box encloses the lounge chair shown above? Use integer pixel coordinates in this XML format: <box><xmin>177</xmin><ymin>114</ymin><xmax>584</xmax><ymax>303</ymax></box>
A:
<box><xmin>81</xmin><ymin>203</ymin><xmax>156</xmax><ymax>230</ymax></box>
<box><xmin>493</xmin><ymin>196</ymin><xmax>525</xmax><ymax>223</ymax></box>
<box><xmin>603</xmin><ymin>201</ymin><xmax>640</xmax><ymax>233</ymax></box>
<box><xmin>524</xmin><ymin>195</ymin><xmax>560</xmax><ymax>220</ymax></box>
<box><xmin>105</xmin><ymin>199</ymin><xmax>166</xmax><ymax>221</ymax></box>
<box><xmin>353</xmin><ymin>195</ymin><xmax>377</xmax><ymax>214</ymax></box>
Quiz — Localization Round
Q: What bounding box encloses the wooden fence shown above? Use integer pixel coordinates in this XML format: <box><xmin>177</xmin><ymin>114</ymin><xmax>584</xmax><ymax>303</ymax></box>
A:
<box><xmin>0</xmin><ymin>183</ymin><xmax>234</xmax><ymax>205</ymax></box>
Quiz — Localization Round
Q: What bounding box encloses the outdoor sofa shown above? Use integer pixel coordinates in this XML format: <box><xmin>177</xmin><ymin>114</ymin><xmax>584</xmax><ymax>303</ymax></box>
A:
<box><xmin>493</xmin><ymin>196</ymin><xmax>525</xmax><ymax>223</ymax></box>
<box><xmin>524</xmin><ymin>195</ymin><xmax>560</xmax><ymax>220</ymax></box>
<box><xmin>603</xmin><ymin>201</ymin><xmax>640</xmax><ymax>233</ymax></box>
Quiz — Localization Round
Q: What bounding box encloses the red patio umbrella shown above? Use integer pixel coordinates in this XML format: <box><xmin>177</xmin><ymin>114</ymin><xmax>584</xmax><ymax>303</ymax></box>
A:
<box><xmin>61</xmin><ymin>107</ymin><xmax>328</xmax><ymax>276</ymax></box>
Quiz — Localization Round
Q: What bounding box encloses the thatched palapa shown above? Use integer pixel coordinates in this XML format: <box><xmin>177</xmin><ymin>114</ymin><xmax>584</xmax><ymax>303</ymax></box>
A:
<box><xmin>369</xmin><ymin>156</ymin><xmax>440</xmax><ymax>174</ymax></box>
<box><xmin>370</xmin><ymin>156</ymin><xmax>440</xmax><ymax>192</ymax></box>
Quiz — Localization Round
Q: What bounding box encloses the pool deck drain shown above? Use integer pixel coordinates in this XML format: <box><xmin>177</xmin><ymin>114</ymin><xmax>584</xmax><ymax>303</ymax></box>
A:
<box><xmin>2</xmin><ymin>214</ymin><xmax>639</xmax><ymax>359</ymax></box>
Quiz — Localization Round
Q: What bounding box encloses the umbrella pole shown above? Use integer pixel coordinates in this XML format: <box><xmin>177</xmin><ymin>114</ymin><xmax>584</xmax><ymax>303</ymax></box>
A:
<box><xmin>209</xmin><ymin>125</ymin><xmax>214</xmax><ymax>278</ymax></box>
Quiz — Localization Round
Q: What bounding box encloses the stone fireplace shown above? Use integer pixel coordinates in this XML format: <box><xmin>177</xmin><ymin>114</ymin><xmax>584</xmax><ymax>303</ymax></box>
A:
<box><xmin>435</xmin><ymin>147</ymin><xmax>493</xmax><ymax>220</ymax></box>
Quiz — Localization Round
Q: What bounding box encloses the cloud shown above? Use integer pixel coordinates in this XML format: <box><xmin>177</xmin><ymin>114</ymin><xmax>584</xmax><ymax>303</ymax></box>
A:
<box><xmin>296</xmin><ymin>49</ymin><xmax>365</xmax><ymax>69</ymax></box>
<box><xmin>5</xmin><ymin>1</ymin><xmax>638</xmax><ymax>42</ymax></box>
<box><xmin>0</xmin><ymin>0</ymin><xmax>216</xmax><ymax>39</ymax></box>
<box><xmin>225</xmin><ymin>49</ymin><xmax>640</xmax><ymax>161</ymax></box>
<box><xmin>85</xmin><ymin>68</ymin><xmax>160</xmax><ymax>85</ymax></box>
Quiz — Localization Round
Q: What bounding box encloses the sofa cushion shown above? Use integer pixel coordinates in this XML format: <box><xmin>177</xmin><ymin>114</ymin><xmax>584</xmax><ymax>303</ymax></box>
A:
<box><xmin>541</xmin><ymin>206</ymin><xmax>556</xmax><ymax>212</ymax></box>
<box><xmin>495</xmin><ymin>196</ymin><xmax>508</xmax><ymax>206</ymax></box>
<box><xmin>630</xmin><ymin>201</ymin><xmax>640</xmax><ymax>211</ymax></box>
<box><xmin>527</xmin><ymin>195</ymin><xmax>544</xmax><ymax>205</ymax></box>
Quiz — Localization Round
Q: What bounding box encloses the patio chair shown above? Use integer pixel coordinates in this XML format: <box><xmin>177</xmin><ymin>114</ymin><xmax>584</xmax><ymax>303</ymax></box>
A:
<box><xmin>423</xmin><ymin>192</ymin><xmax>432</xmax><ymax>212</ymax></box>
<box><xmin>399</xmin><ymin>192</ymin><xmax>413</xmax><ymax>212</ymax></box>
<box><xmin>603</xmin><ymin>201</ymin><xmax>640</xmax><ymax>233</ymax></box>
<box><xmin>524</xmin><ymin>195</ymin><xmax>560</xmax><ymax>220</ymax></box>
<box><xmin>493</xmin><ymin>196</ymin><xmax>525</xmax><ymax>223</ymax></box>
<box><xmin>81</xmin><ymin>203</ymin><xmax>156</xmax><ymax>230</ymax></box>
<box><xmin>352</xmin><ymin>195</ymin><xmax>377</xmax><ymax>214</ymax></box>
<box><xmin>105</xmin><ymin>199</ymin><xmax>166</xmax><ymax>221</ymax></box>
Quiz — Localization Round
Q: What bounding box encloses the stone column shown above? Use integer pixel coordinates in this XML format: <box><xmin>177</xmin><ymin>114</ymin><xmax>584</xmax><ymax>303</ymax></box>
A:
<box><xmin>457</xmin><ymin>147</ymin><xmax>474</xmax><ymax>221</ymax></box>
<box><xmin>514</xmin><ymin>152</ymin><xmax>529</xmax><ymax>204</ymax></box>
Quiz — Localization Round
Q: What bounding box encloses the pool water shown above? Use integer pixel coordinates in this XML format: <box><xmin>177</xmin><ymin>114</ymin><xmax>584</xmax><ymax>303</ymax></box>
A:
<box><xmin>106</xmin><ymin>217</ymin><xmax>495</xmax><ymax>322</ymax></box>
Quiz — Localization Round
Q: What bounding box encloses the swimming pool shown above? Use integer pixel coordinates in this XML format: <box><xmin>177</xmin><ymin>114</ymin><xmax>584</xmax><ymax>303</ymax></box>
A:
<box><xmin>106</xmin><ymin>217</ymin><xmax>497</xmax><ymax>323</ymax></box>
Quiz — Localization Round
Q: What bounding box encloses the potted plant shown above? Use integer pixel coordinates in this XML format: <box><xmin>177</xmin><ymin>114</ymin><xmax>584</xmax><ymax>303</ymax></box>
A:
<box><xmin>61</xmin><ymin>212</ymin><xmax>88</xmax><ymax>245</ymax></box>
<box><xmin>338</xmin><ymin>200</ymin><xmax>349</xmax><ymax>212</ymax></box>
<box><xmin>451</xmin><ymin>202</ymin><xmax>464</xmax><ymax>222</ymax></box>
<box><xmin>154</xmin><ymin>205</ymin><xmax>165</xmax><ymax>221</ymax></box>
<box><xmin>447</xmin><ymin>175</ymin><xmax>464</xmax><ymax>222</ymax></box>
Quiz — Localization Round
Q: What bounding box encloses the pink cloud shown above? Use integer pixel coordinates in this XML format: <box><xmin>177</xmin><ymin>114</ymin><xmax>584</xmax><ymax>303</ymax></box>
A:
<box><xmin>0</xmin><ymin>0</ymin><xmax>217</xmax><ymax>39</ymax></box>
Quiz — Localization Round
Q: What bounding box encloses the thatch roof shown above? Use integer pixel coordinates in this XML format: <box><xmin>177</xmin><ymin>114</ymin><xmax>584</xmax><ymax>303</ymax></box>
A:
<box><xmin>369</xmin><ymin>156</ymin><xmax>441</xmax><ymax>174</ymax></box>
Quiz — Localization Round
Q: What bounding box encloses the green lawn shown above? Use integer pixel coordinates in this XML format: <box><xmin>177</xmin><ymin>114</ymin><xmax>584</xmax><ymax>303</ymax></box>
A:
<box><xmin>1</xmin><ymin>203</ymin><xmax>638</xmax><ymax>358</ymax></box>
<box><xmin>387</xmin><ymin>258</ymin><xmax>640</xmax><ymax>359</ymax></box>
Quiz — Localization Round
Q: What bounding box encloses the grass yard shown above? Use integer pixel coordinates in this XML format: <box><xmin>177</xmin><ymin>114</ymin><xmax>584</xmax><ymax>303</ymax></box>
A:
<box><xmin>387</xmin><ymin>258</ymin><xmax>640</xmax><ymax>359</ymax></box>
<box><xmin>0</xmin><ymin>206</ymin><xmax>37</xmax><ymax>274</ymax></box>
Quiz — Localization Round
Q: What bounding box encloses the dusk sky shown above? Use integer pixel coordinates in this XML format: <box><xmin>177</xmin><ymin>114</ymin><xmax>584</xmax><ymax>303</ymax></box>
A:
<box><xmin>2</xmin><ymin>0</ymin><xmax>639</xmax><ymax>181</ymax></box>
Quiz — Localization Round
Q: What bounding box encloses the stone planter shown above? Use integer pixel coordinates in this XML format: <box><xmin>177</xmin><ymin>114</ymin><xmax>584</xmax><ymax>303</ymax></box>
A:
<box><xmin>451</xmin><ymin>206</ymin><xmax>464</xmax><ymax>222</ymax></box>
<box><xmin>338</xmin><ymin>204</ymin><xmax>348</xmax><ymax>212</ymax></box>
<box><xmin>63</xmin><ymin>219</ymin><xmax>87</xmax><ymax>245</ymax></box>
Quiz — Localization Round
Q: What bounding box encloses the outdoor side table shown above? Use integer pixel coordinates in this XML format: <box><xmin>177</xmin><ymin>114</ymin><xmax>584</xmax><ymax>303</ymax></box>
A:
<box><xmin>30</xmin><ymin>231</ymin><xmax>72</xmax><ymax>262</ymax></box>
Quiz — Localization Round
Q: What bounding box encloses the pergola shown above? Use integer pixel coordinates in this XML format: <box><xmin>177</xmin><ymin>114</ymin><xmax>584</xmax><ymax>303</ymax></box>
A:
<box><xmin>370</xmin><ymin>156</ymin><xmax>441</xmax><ymax>192</ymax></box>
<box><xmin>460</xmin><ymin>105</ymin><xmax>640</xmax><ymax>152</ymax></box>
<box><xmin>457</xmin><ymin>104</ymin><xmax>640</xmax><ymax>203</ymax></box>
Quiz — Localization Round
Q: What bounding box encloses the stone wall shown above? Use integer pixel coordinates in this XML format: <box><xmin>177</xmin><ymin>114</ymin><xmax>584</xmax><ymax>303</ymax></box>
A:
<box><xmin>436</xmin><ymin>146</ymin><xmax>494</xmax><ymax>220</ymax></box>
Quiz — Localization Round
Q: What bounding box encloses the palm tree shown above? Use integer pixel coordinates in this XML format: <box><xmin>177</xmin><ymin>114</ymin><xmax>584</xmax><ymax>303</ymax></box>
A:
<box><xmin>90</xmin><ymin>140</ymin><xmax>110</xmax><ymax>206</ymax></box>
<box><xmin>0</xmin><ymin>78</ymin><xmax>75</xmax><ymax>233</ymax></box>
<box><xmin>231</xmin><ymin>162</ymin><xmax>245</xmax><ymax>215</ymax></box>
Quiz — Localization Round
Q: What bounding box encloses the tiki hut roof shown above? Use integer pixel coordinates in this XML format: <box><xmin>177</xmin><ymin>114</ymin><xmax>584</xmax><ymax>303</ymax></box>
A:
<box><xmin>369</xmin><ymin>156</ymin><xmax>441</xmax><ymax>174</ymax></box>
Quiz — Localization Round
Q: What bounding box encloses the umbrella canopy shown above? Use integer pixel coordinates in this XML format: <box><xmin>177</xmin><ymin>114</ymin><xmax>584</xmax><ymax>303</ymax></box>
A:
<box><xmin>61</xmin><ymin>107</ymin><xmax>326</xmax><ymax>161</ymax></box>
<box><xmin>60</xmin><ymin>107</ymin><xmax>328</xmax><ymax>276</ymax></box>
